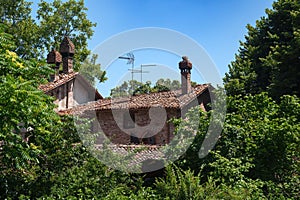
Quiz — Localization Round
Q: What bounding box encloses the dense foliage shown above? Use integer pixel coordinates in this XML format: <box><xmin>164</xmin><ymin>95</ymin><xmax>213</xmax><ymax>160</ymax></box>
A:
<box><xmin>0</xmin><ymin>0</ymin><xmax>299</xmax><ymax>199</ymax></box>
<box><xmin>0</xmin><ymin>0</ymin><xmax>107</xmax><ymax>84</ymax></box>
<box><xmin>173</xmin><ymin>93</ymin><xmax>300</xmax><ymax>199</ymax></box>
<box><xmin>0</xmin><ymin>0</ymin><xmax>96</xmax><ymax>66</ymax></box>
<box><xmin>0</xmin><ymin>24</ymin><xmax>134</xmax><ymax>199</ymax></box>
<box><xmin>224</xmin><ymin>0</ymin><xmax>300</xmax><ymax>100</ymax></box>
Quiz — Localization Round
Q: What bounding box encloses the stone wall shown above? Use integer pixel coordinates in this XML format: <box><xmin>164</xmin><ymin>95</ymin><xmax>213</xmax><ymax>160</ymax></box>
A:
<box><xmin>94</xmin><ymin>107</ymin><xmax>179</xmax><ymax>145</ymax></box>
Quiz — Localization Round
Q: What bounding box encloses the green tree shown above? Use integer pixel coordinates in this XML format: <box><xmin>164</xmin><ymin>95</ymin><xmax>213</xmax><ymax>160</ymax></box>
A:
<box><xmin>156</xmin><ymin>78</ymin><xmax>180</xmax><ymax>90</ymax></box>
<box><xmin>154</xmin><ymin>78</ymin><xmax>181</xmax><ymax>92</ymax></box>
<box><xmin>173</xmin><ymin>93</ymin><xmax>300</xmax><ymax>199</ymax></box>
<box><xmin>0</xmin><ymin>0</ymin><xmax>106</xmax><ymax>87</ymax></box>
<box><xmin>0</xmin><ymin>24</ymin><xmax>112</xmax><ymax>199</ymax></box>
<box><xmin>0</xmin><ymin>0</ymin><xmax>96</xmax><ymax>64</ymax></box>
<box><xmin>110</xmin><ymin>79</ymin><xmax>181</xmax><ymax>97</ymax></box>
<box><xmin>0</xmin><ymin>0</ymin><xmax>41</xmax><ymax>59</ymax></box>
<box><xmin>0</xmin><ymin>23</ymin><xmax>59</xmax><ymax>198</ymax></box>
<box><xmin>133</xmin><ymin>81</ymin><xmax>152</xmax><ymax>95</ymax></box>
<box><xmin>37</xmin><ymin>0</ymin><xmax>96</xmax><ymax>66</ymax></box>
<box><xmin>153</xmin><ymin>165</ymin><xmax>263</xmax><ymax>200</ymax></box>
<box><xmin>79</xmin><ymin>54</ymin><xmax>107</xmax><ymax>86</ymax></box>
<box><xmin>110</xmin><ymin>81</ymin><xmax>130</xmax><ymax>97</ymax></box>
<box><xmin>110</xmin><ymin>80</ymin><xmax>143</xmax><ymax>97</ymax></box>
<box><xmin>224</xmin><ymin>0</ymin><xmax>300</xmax><ymax>100</ymax></box>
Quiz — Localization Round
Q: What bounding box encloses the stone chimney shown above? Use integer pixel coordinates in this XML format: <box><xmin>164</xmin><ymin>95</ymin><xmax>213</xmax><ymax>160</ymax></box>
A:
<box><xmin>59</xmin><ymin>36</ymin><xmax>75</xmax><ymax>74</ymax></box>
<box><xmin>179</xmin><ymin>56</ymin><xmax>192</xmax><ymax>94</ymax></box>
<box><xmin>47</xmin><ymin>49</ymin><xmax>62</xmax><ymax>81</ymax></box>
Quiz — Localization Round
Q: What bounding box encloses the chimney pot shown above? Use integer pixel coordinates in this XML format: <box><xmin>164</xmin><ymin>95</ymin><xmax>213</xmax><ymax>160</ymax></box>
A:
<box><xmin>179</xmin><ymin>56</ymin><xmax>192</xmax><ymax>94</ymax></box>
<box><xmin>47</xmin><ymin>49</ymin><xmax>62</xmax><ymax>82</ymax></box>
<box><xmin>59</xmin><ymin>36</ymin><xmax>75</xmax><ymax>74</ymax></box>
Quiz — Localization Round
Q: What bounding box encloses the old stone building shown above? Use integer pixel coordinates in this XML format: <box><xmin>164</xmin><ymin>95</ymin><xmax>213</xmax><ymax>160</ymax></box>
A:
<box><xmin>61</xmin><ymin>83</ymin><xmax>211</xmax><ymax>146</ymax></box>
<box><xmin>40</xmin><ymin>37</ymin><xmax>212</xmax><ymax>147</ymax></box>
<box><xmin>39</xmin><ymin>37</ymin><xmax>213</xmax><ymax>171</ymax></box>
<box><xmin>59</xmin><ymin>55</ymin><xmax>212</xmax><ymax>146</ymax></box>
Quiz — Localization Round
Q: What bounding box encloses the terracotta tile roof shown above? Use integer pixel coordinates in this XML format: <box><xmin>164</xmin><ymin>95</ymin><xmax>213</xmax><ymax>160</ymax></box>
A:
<box><xmin>59</xmin><ymin>84</ymin><xmax>210</xmax><ymax>115</ymax></box>
<box><xmin>94</xmin><ymin>144</ymin><xmax>164</xmax><ymax>167</ymax></box>
<box><xmin>38</xmin><ymin>72</ymin><xmax>103</xmax><ymax>99</ymax></box>
<box><xmin>38</xmin><ymin>71</ymin><xmax>78</xmax><ymax>93</ymax></box>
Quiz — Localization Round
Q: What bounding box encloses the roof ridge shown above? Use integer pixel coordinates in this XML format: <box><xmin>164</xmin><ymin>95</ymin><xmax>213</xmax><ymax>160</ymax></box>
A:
<box><xmin>59</xmin><ymin>83</ymin><xmax>210</xmax><ymax>114</ymax></box>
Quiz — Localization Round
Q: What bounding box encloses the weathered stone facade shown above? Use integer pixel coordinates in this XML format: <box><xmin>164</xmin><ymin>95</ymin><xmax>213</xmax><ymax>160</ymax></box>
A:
<box><xmin>61</xmin><ymin>83</ymin><xmax>212</xmax><ymax>146</ymax></box>
<box><xmin>95</xmin><ymin>108</ymin><xmax>179</xmax><ymax>145</ymax></box>
<box><xmin>41</xmin><ymin>38</ymin><xmax>212</xmax><ymax>146</ymax></box>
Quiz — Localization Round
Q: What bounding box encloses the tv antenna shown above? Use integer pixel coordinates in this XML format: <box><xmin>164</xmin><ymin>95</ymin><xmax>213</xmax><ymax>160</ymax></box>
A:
<box><xmin>140</xmin><ymin>64</ymin><xmax>157</xmax><ymax>83</ymax></box>
<box><xmin>128</xmin><ymin>64</ymin><xmax>157</xmax><ymax>84</ymax></box>
<box><xmin>127</xmin><ymin>68</ymin><xmax>149</xmax><ymax>84</ymax></box>
<box><xmin>118</xmin><ymin>53</ymin><xmax>135</xmax><ymax>93</ymax></box>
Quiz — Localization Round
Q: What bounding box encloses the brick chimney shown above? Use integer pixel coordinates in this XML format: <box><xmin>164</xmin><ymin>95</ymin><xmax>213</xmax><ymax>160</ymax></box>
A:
<box><xmin>59</xmin><ymin>36</ymin><xmax>75</xmax><ymax>74</ymax></box>
<box><xmin>179</xmin><ymin>56</ymin><xmax>192</xmax><ymax>94</ymax></box>
<box><xmin>47</xmin><ymin>49</ymin><xmax>62</xmax><ymax>81</ymax></box>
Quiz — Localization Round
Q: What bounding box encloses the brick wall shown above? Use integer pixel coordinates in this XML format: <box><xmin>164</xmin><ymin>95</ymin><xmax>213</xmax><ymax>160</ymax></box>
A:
<box><xmin>94</xmin><ymin>108</ymin><xmax>179</xmax><ymax>145</ymax></box>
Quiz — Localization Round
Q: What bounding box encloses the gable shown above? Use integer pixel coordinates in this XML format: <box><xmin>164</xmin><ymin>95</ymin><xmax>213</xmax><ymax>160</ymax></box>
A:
<box><xmin>73</xmin><ymin>75</ymin><xmax>102</xmax><ymax>105</ymax></box>
<box><xmin>39</xmin><ymin>72</ymin><xmax>103</xmax><ymax>110</ymax></box>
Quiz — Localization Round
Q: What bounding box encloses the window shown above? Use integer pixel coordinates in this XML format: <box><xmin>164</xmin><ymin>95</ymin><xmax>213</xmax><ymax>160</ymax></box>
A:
<box><xmin>142</xmin><ymin>136</ymin><xmax>156</xmax><ymax>145</ymax></box>
<box><xmin>141</xmin><ymin>131</ymin><xmax>156</xmax><ymax>145</ymax></box>
<box><xmin>130</xmin><ymin>136</ymin><xmax>156</xmax><ymax>145</ymax></box>
<box><xmin>130</xmin><ymin>136</ymin><xmax>140</xmax><ymax>144</ymax></box>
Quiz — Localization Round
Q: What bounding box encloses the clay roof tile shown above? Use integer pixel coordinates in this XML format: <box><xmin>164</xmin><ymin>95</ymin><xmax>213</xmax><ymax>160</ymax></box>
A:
<box><xmin>59</xmin><ymin>84</ymin><xmax>210</xmax><ymax>115</ymax></box>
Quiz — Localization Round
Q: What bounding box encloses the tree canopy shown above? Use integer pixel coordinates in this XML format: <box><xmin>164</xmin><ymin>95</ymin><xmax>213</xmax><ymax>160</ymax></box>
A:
<box><xmin>0</xmin><ymin>0</ymin><xmax>96</xmax><ymax>66</ymax></box>
<box><xmin>1</xmin><ymin>0</ymin><xmax>299</xmax><ymax>199</ymax></box>
<box><xmin>224</xmin><ymin>0</ymin><xmax>300</xmax><ymax>100</ymax></box>
<box><xmin>0</xmin><ymin>0</ymin><xmax>107</xmax><ymax>84</ymax></box>
<box><xmin>79</xmin><ymin>54</ymin><xmax>107</xmax><ymax>86</ymax></box>
<box><xmin>0</xmin><ymin>23</ymin><xmax>59</xmax><ymax>196</ymax></box>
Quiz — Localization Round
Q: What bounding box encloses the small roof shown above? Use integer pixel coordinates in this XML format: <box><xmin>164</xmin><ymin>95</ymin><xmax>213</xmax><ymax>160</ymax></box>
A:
<box><xmin>95</xmin><ymin>144</ymin><xmax>163</xmax><ymax>161</ymax></box>
<box><xmin>39</xmin><ymin>71</ymin><xmax>78</xmax><ymax>92</ymax></box>
<box><xmin>59</xmin><ymin>84</ymin><xmax>210</xmax><ymax>115</ymax></box>
<box><xmin>59</xmin><ymin>36</ymin><xmax>75</xmax><ymax>54</ymax></box>
<box><xmin>47</xmin><ymin>49</ymin><xmax>62</xmax><ymax>64</ymax></box>
<box><xmin>38</xmin><ymin>71</ymin><xmax>103</xmax><ymax>99</ymax></box>
<box><xmin>94</xmin><ymin>144</ymin><xmax>164</xmax><ymax>171</ymax></box>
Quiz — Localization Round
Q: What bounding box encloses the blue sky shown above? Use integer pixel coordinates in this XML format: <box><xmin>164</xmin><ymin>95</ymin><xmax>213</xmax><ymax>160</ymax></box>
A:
<box><xmin>32</xmin><ymin>0</ymin><xmax>274</xmax><ymax>97</ymax></box>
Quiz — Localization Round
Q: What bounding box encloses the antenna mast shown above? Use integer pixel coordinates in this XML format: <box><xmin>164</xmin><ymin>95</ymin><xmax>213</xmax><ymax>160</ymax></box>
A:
<box><xmin>118</xmin><ymin>53</ymin><xmax>135</xmax><ymax>94</ymax></box>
